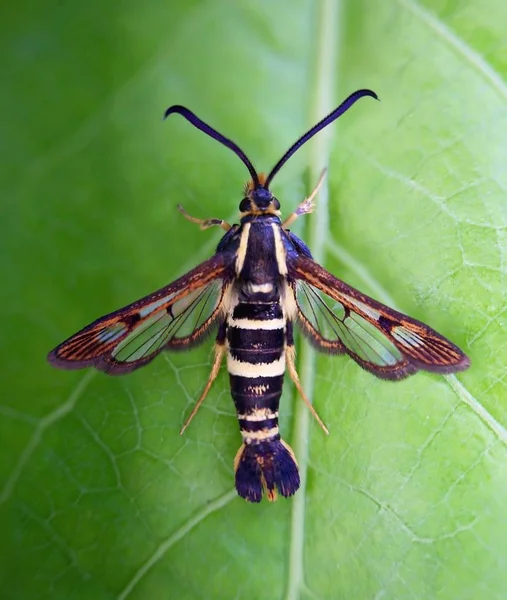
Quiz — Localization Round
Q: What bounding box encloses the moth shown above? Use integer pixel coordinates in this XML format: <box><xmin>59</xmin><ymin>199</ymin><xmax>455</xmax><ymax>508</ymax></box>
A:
<box><xmin>48</xmin><ymin>89</ymin><xmax>470</xmax><ymax>502</ymax></box>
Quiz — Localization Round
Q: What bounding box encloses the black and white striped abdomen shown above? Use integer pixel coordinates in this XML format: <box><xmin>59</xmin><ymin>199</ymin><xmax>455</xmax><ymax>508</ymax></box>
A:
<box><xmin>226</xmin><ymin>300</ymin><xmax>285</xmax><ymax>443</ymax></box>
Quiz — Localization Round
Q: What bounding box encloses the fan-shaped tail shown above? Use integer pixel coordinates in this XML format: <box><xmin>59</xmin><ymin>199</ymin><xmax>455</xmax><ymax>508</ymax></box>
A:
<box><xmin>234</xmin><ymin>439</ymin><xmax>300</xmax><ymax>502</ymax></box>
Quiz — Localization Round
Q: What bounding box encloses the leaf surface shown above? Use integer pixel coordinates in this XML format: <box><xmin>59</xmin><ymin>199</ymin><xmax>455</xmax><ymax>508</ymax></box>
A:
<box><xmin>2</xmin><ymin>1</ymin><xmax>507</xmax><ymax>598</ymax></box>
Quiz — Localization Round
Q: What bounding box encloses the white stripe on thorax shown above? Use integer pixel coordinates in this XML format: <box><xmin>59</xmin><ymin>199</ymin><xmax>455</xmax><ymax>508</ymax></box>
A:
<box><xmin>271</xmin><ymin>223</ymin><xmax>287</xmax><ymax>275</ymax></box>
<box><xmin>235</xmin><ymin>222</ymin><xmax>251</xmax><ymax>275</ymax></box>
<box><xmin>227</xmin><ymin>353</ymin><xmax>285</xmax><ymax>377</ymax></box>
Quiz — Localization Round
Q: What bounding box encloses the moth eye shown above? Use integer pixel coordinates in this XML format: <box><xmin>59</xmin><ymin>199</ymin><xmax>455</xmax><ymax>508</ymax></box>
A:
<box><xmin>239</xmin><ymin>198</ymin><xmax>250</xmax><ymax>212</ymax></box>
<box><xmin>273</xmin><ymin>198</ymin><xmax>280</xmax><ymax>210</ymax></box>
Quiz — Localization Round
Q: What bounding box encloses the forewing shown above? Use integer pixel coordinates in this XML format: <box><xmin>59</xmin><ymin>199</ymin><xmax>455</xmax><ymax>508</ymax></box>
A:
<box><xmin>288</xmin><ymin>256</ymin><xmax>469</xmax><ymax>380</ymax></box>
<box><xmin>48</xmin><ymin>254</ymin><xmax>232</xmax><ymax>374</ymax></box>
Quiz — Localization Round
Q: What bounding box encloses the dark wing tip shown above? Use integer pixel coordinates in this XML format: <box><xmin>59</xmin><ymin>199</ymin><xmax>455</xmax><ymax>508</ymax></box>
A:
<box><xmin>428</xmin><ymin>352</ymin><xmax>471</xmax><ymax>374</ymax></box>
<box><xmin>47</xmin><ymin>348</ymin><xmax>140</xmax><ymax>376</ymax></box>
<box><xmin>47</xmin><ymin>347</ymin><xmax>94</xmax><ymax>371</ymax></box>
<box><xmin>402</xmin><ymin>342</ymin><xmax>470</xmax><ymax>375</ymax></box>
<box><xmin>451</xmin><ymin>351</ymin><xmax>471</xmax><ymax>372</ymax></box>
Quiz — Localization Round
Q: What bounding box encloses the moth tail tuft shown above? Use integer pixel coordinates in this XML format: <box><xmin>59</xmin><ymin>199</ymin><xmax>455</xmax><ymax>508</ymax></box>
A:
<box><xmin>234</xmin><ymin>439</ymin><xmax>300</xmax><ymax>502</ymax></box>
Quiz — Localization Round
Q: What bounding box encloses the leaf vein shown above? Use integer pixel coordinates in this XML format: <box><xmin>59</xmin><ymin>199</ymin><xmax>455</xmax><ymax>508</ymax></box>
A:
<box><xmin>398</xmin><ymin>0</ymin><xmax>507</xmax><ymax>102</ymax></box>
<box><xmin>0</xmin><ymin>370</ymin><xmax>95</xmax><ymax>507</ymax></box>
<box><xmin>116</xmin><ymin>489</ymin><xmax>237</xmax><ymax>600</ymax></box>
<box><xmin>286</xmin><ymin>0</ymin><xmax>341</xmax><ymax>598</ymax></box>
<box><xmin>326</xmin><ymin>239</ymin><xmax>507</xmax><ymax>446</ymax></box>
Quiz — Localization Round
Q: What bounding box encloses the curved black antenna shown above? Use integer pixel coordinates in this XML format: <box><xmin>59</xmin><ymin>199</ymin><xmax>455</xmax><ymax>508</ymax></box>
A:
<box><xmin>164</xmin><ymin>105</ymin><xmax>260</xmax><ymax>187</ymax></box>
<box><xmin>264</xmin><ymin>89</ymin><xmax>379</xmax><ymax>188</ymax></box>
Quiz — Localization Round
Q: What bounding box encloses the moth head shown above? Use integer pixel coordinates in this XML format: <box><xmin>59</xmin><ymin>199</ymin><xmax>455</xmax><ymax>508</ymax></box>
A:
<box><xmin>239</xmin><ymin>174</ymin><xmax>281</xmax><ymax>216</ymax></box>
<box><xmin>164</xmin><ymin>90</ymin><xmax>378</xmax><ymax>215</ymax></box>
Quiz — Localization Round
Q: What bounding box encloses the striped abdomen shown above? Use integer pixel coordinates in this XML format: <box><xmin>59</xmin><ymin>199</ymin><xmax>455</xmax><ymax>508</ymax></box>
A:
<box><xmin>226</xmin><ymin>299</ymin><xmax>299</xmax><ymax>502</ymax></box>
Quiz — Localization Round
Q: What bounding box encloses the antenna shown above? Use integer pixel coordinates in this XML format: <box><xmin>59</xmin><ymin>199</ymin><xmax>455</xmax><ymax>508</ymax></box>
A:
<box><xmin>264</xmin><ymin>89</ymin><xmax>378</xmax><ymax>188</ymax></box>
<box><xmin>164</xmin><ymin>105</ymin><xmax>260</xmax><ymax>187</ymax></box>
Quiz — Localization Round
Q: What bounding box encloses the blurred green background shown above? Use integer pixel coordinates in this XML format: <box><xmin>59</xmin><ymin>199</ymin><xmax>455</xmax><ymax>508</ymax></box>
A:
<box><xmin>2</xmin><ymin>0</ymin><xmax>507</xmax><ymax>598</ymax></box>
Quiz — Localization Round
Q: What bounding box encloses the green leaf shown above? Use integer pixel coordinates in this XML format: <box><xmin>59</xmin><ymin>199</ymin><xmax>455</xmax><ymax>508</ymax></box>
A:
<box><xmin>2</xmin><ymin>0</ymin><xmax>507</xmax><ymax>598</ymax></box>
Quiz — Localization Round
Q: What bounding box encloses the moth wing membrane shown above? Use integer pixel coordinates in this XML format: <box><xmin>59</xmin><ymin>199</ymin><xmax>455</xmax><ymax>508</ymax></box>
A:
<box><xmin>288</xmin><ymin>256</ymin><xmax>469</xmax><ymax>380</ymax></box>
<box><xmin>48</xmin><ymin>254</ymin><xmax>233</xmax><ymax>374</ymax></box>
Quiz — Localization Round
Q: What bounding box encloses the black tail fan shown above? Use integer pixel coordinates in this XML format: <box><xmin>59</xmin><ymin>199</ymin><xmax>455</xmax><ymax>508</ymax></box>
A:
<box><xmin>234</xmin><ymin>438</ymin><xmax>300</xmax><ymax>502</ymax></box>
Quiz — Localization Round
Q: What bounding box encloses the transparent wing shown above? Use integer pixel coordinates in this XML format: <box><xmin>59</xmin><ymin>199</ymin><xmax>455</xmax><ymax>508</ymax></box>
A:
<box><xmin>48</xmin><ymin>254</ymin><xmax>231</xmax><ymax>374</ymax></box>
<box><xmin>293</xmin><ymin>279</ymin><xmax>414</xmax><ymax>379</ymax></box>
<box><xmin>288</xmin><ymin>256</ymin><xmax>469</xmax><ymax>380</ymax></box>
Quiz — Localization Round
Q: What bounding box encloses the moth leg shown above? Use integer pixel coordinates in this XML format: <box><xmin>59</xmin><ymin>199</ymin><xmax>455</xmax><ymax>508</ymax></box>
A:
<box><xmin>286</xmin><ymin>344</ymin><xmax>329</xmax><ymax>435</ymax></box>
<box><xmin>178</xmin><ymin>204</ymin><xmax>231</xmax><ymax>231</ymax></box>
<box><xmin>180</xmin><ymin>342</ymin><xmax>226</xmax><ymax>434</ymax></box>
<box><xmin>282</xmin><ymin>168</ymin><xmax>327</xmax><ymax>229</ymax></box>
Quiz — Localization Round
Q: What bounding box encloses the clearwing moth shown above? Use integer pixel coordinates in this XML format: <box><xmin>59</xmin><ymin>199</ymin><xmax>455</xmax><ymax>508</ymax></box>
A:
<box><xmin>48</xmin><ymin>90</ymin><xmax>470</xmax><ymax>502</ymax></box>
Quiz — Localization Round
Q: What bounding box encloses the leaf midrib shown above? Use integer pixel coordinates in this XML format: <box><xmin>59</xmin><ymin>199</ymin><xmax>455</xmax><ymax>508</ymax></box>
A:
<box><xmin>285</xmin><ymin>0</ymin><xmax>341</xmax><ymax>598</ymax></box>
